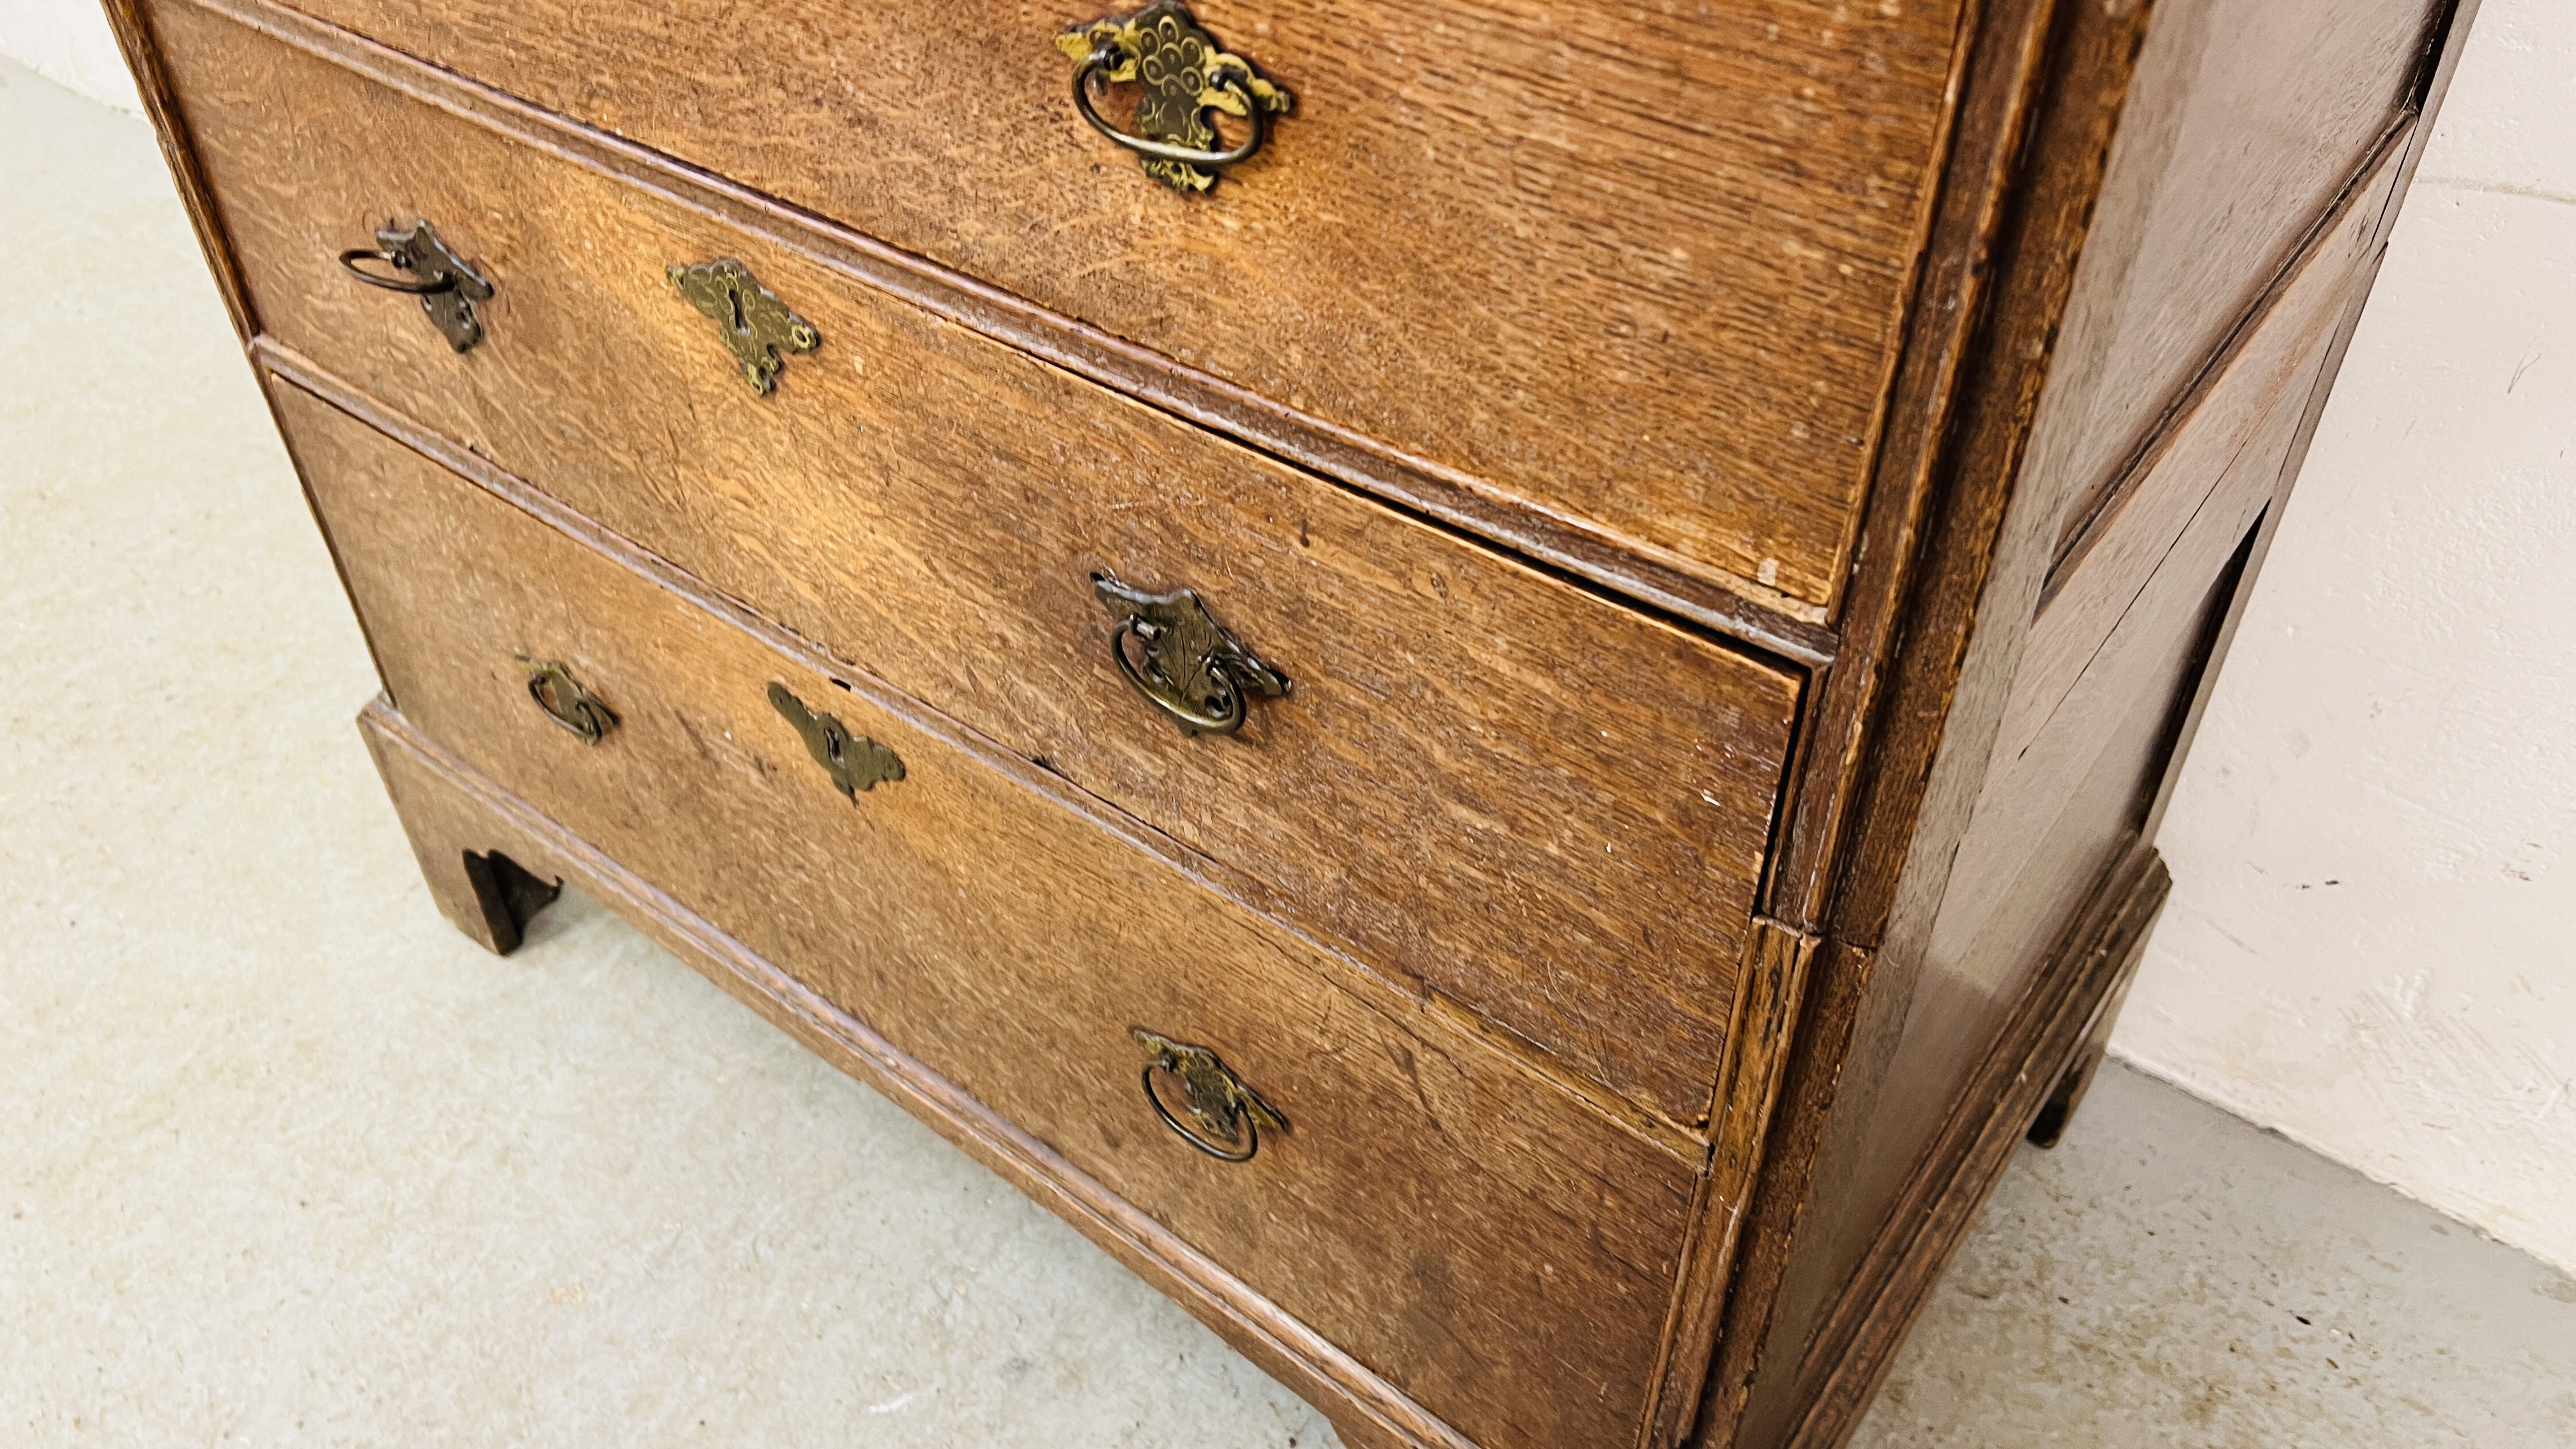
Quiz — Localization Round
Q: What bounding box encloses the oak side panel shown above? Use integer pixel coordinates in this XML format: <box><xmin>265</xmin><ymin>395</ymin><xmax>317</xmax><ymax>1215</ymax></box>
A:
<box><xmin>98</xmin><ymin>0</ymin><xmax>255</xmax><ymax>339</ymax></box>
<box><xmin>1781</xmin><ymin>840</ymin><xmax>2173</xmax><ymax>1448</ymax></box>
<box><xmin>2137</xmin><ymin>0</ymin><xmax>2487</xmax><ymax>845</ymax></box>
<box><xmin>1747</xmin><ymin>130</ymin><xmax>2411</xmax><ymax>1449</ymax></box>
<box><xmin>2034</xmin><ymin>0</ymin><xmax>2443</xmax><ymax>554</ymax></box>
<box><xmin>2007</xmin><ymin>151</ymin><xmax>2399</xmax><ymax>811</ymax></box>
<box><xmin>1724</xmin><ymin>0</ymin><xmax>2458</xmax><ymax>1435</ymax></box>
<box><xmin>256</xmin><ymin>0</ymin><xmax>1971</xmax><ymax>610</ymax></box>
<box><xmin>286</xmin><ymin>379</ymin><xmax>1699</xmax><ymax>1449</ymax></box>
<box><xmin>1794</xmin><ymin>389</ymin><xmax>2292</xmax><ymax>1343</ymax></box>
<box><xmin>153</xmin><ymin>0</ymin><xmax>1805</xmax><ymax>1130</ymax></box>
<box><xmin>1754</xmin><ymin>0</ymin><xmax>2105</xmax><ymax>926</ymax></box>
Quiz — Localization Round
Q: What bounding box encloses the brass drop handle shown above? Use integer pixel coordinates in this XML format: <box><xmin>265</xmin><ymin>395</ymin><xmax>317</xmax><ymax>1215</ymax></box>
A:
<box><xmin>768</xmin><ymin>683</ymin><xmax>905</xmax><ymax>799</ymax></box>
<box><xmin>338</xmin><ymin>219</ymin><xmax>493</xmax><ymax>352</ymax></box>
<box><xmin>336</xmin><ymin>251</ymin><xmax>451</xmax><ymax>293</ymax></box>
<box><xmin>1093</xmin><ymin>572</ymin><xmax>1289</xmax><ymax>736</ymax></box>
<box><xmin>1133</xmin><ymin>1029</ymin><xmax>1287</xmax><ymax>1163</ymax></box>
<box><xmin>519</xmin><ymin>658</ymin><xmax>617</xmax><ymax>744</ymax></box>
<box><xmin>1068</xmin><ymin>49</ymin><xmax>1266</xmax><ymax>167</ymax></box>
<box><xmin>1056</xmin><ymin>3</ymin><xmax>1292</xmax><ymax>193</ymax></box>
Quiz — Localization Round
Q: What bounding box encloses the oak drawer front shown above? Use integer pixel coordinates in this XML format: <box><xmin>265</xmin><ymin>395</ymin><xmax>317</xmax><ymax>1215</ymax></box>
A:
<box><xmin>275</xmin><ymin>376</ymin><xmax>1699</xmax><ymax>1449</ymax></box>
<box><xmin>231</xmin><ymin>0</ymin><xmax>1954</xmax><ymax>610</ymax></box>
<box><xmin>162</xmin><ymin>0</ymin><xmax>1806</xmax><ymax>1130</ymax></box>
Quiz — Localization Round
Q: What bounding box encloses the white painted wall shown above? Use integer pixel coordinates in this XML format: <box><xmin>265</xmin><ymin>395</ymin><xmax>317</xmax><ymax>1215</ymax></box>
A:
<box><xmin>2117</xmin><ymin>0</ymin><xmax>2576</xmax><ymax>1276</ymax></box>
<box><xmin>1</xmin><ymin>0</ymin><xmax>2566</xmax><ymax>1266</ymax></box>
<box><xmin>0</xmin><ymin>0</ymin><xmax>137</xmax><ymax>111</ymax></box>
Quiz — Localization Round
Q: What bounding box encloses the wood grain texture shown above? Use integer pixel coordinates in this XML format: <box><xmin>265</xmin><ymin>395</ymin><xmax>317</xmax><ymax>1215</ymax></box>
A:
<box><xmin>103</xmin><ymin>0</ymin><xmax>2488</xmax><ymax>1435</ymax></box>
<box><xmin>2136</xmin><ymin>0</ymin><xmax>2484</xmax><ymax>846</ymax></box>
<box><xmin>1721</xmin><ymin>0</ymin><xmax>2462</xmax><ymax>1436</ymax></box>
<box><xmin>2034</xmin><ymin>0</ymin><xmax>2443</xmax><ymax>556</ymax></box>
<box><xmin>1934</xmin><ymin>141</ymin><xmax>2403</xmax><ymax>1030</ymax></box>
<box><xmin>1779</xmin><ymin>838</ymin><xmax>2172</xmax><ymax>1448</ymax></box>
<box><xmin>360</xmin><ymin>701</ymin><xmax>1461</xmax><ymax>1449</ymax></box>
<box><xmin>1805</xmin><ymin>405</ymin><xmax>2292</xmax><ymax>1352</ymax></box>
<box><xmin>97</xmin><ymin>0</ymin><xmax>256</xmax><ymax>340</ymax></box>
<box><xmin>257</xmin><ymin>0</ymin><xmax>1972</xmax><ymax>612</ymax></box>
<box><xmin>155</xmin><ymin>0</ymin><xmax>1806</xmax><ymax>1131</ymax></box>
<box><xmin>1746</xmin><ymin>116</ymin><xmax>2421</xmax><ymax>1449</ymax></box>
<box><xmin>2018</xmin><ymin>144</ymin><xmax>2402</xmax><ymax>750</ymax></box>
<box><xmin>1646</xmin><ymin>921</ymin><xmax>1816</xmax><ymax>1449</ymax></box>
<box><xmin>291</xmin><ymin>379</ymin><xmax>1702</xmax><ymax>1449</ymax></box>
<box><xmin>1696</xmin><ymin>937</ymin><xmax>1874</xmax><ymax>1446</ymax></box>
<box><xmin>1752</xmin><ymin>0</ymin><xmax>2078</xmax><ymax>929</ymax></box>
<box><xmin>2043</xmin><ymin>116</ymin><xmax>2414</xmax><ymax>600</ymax></box>
<box><xmin>152</xmin><ymin>0</ymin><xmax>1835</xmax><ymax>666</ymax></box>
<box><xmin>1718</xmin><ymin>2</ymin><xmax>2156</xmax><ymax>1438</ymax></box>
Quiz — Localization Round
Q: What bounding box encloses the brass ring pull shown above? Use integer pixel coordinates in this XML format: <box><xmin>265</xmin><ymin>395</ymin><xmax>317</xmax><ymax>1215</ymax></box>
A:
<box><xmin>1093</xmin><ymin>572</ymin><xmax>1289</xmax><ymax>737</ymax></box>
<box><xmin>1070</xmin><ymin>48</ymin><xmax>1266</xmax><ymax>170</ymax></box>
<box><xmin>1109</xmin><ymin>615</ymin><xmax>1245</xmax><ymax>733</ymax></box>
<box><xmin>337</xmin><ymin>248</ymin><xmax>456</xmax><ymax>294</ymax></box>
<box><xmin>1133</xmin><ymin>1029</ymin><xmax>1287</xmax><ymax>1163</ymax></box>
<box><xmin>337</xmin><ymin>218</ymin><xmax>494</xmax><ymax>351</ymax></box>
<box><xmin>519</xmin><ymin>658</ymin><xmax>617</xmax><ymax>744</ymax></box>
<box><xmin>1056</xmin><ymin>4</ymin><xmax>1292</xmax><ymax>194</ymax></box>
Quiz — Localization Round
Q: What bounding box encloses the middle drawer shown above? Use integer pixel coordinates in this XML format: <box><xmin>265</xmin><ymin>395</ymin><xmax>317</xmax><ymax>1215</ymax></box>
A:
<box><xmin>164</xmin><ymin>0</ymin><xmax>1804</xmax><ymax>1128</ymax></box>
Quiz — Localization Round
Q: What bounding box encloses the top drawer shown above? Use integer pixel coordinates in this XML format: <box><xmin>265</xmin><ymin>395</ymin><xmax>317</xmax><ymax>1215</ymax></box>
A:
<box><xmin>265</xmin><ymin>0</ymin><xmax>1964</xmax><ymax>610</ymax></box>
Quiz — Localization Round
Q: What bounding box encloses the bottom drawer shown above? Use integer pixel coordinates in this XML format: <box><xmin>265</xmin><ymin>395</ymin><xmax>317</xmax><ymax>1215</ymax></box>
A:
<box><xmin>275</xmin><ymin>374</ymin><xmax>1700</xmax><ymax>1449</ymax></box>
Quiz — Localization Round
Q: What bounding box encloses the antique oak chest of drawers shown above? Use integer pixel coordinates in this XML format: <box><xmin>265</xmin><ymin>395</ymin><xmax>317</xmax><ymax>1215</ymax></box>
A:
<box><xmin>108</xmin><ymin>0</ymin><xmax>2473</xmax><ymax>1442</ymax></box>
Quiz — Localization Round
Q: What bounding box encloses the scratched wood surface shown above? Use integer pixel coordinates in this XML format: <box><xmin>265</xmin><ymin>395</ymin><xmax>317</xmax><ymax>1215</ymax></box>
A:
<box><xmin>2031</xmin><ymin>0</ymin><xmax>2441</xmax><ymax>558</ymax></box>
<box><xmin>1780</xmin><ymin>839</ymin><xmax>2173</xmax><ymax>1448</ymax></box>
<box><xmin>1752</xmin><ymin>143</ymin><xmax>2411</xmax><ymax>1449</ymax></box>
<box><xmin>1702</xmin><ymin>0</ymin><xmax>2160</xmax><ymax>1434</ymax></box>
<box><xmin>282</xmin><ymin>377</ymin><xmax>1699</xmax><ymax>1449</ymax></box>
<box><xmin>245</xmin><ymin>0</ymin><xmax>1968</xmax><ymax>613</ymax></box>
<box><xmin>153</xmin><ymin>0</ymin><xmax>1807</xmax><ymax>1131</ymax></box>
<box><xmin>1724</xmin><ymin>0</ymin><xmax>2446</xmax><ymax>1432</ymax></box>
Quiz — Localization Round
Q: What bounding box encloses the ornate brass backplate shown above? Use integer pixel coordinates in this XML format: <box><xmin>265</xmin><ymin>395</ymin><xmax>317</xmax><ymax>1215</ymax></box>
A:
<box><xmin>1133</xmin><ymin>1029</ymin><xmax>1287</xmax><ymax>1162</ymax></box>
<box><xmin>518</xmin><ymin>657</ymin><xmax>617</xmax><ymax>744</ymax></box>
<box><xmin>1093</xmin><ymin>572</ymin><xmax>1289</xmax><ymax>736</ymax></box>
<box><xmin>668</xmin><ymin>259</ymin><xmax>822</xmax><ymax>395</ymax></box>
<box><xmin>1057</xmin><ymin>2</ymin><xmax>1292</xmax><ymax>192</ymax></box>
<box><xmin>767</xmin><ymin>682</ymin><xmax>905</xmax><ymax>799</ymax></box>
<box><xmin>337</xmin><ymin>219</ymin><xmax>494</xmax><ymax>351</ymax></box>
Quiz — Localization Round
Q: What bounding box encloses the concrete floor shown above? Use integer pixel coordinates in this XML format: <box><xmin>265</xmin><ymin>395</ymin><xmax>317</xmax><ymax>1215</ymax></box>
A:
<box><xmin>4</xmin><ymin>57</ymin><xmax>2571</xmax><ymax>1448</ymax></box>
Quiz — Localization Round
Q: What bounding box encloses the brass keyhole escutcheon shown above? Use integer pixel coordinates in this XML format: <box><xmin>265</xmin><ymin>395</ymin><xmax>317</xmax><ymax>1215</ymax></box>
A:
<box><xmin>1133</xmin><ymin>1029</ymin><xmax>1287</xmax><ymax>1162</ymax></box>
<box><xmin>1093</xmin><ymin>572</ymin><xmax>1289</xmax><ymax>736</ymax></box>
<box><xmin>767</xmin><ymin>683</ymin><xmax>905</xmax><ymax>799</ymax></box>
<box><xmin>669</xmin><ymin>259</ymin><xmax>821</xmax><ymax>395</ymax></box>
<box><xmin>338</xmin><ymin>218</ymin><xmax>494</xmax><ymax>351</ymax></box>
<box><xmin>1057</xmin><ymin>2</ymin><xmax>1292</xmax><ymax>193</ymax></box>
<box><xmin>519</xmin><ymin>657</ymin><xmax>617</xmax><ymax>744</ymax></box>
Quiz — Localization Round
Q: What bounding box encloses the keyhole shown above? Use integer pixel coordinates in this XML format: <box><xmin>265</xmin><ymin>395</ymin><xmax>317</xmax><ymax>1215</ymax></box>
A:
<box><xmin>728</xmin><ymin>283</ymin><xmax>747</xmax><ymax>334</ymax></box>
